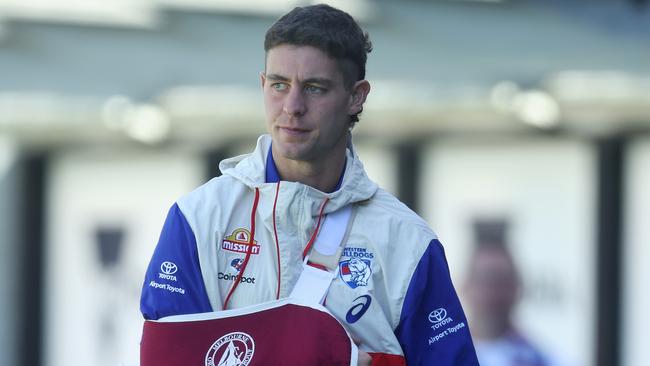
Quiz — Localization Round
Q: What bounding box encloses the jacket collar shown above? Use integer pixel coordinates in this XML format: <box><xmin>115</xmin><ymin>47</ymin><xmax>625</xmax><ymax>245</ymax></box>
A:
<box><xmin>219</xmin><ymin>134</ymin><xmax>377</xmax><ymax>213</ymax></box>
<box><xmin>265</xmin><ymin>144</ymin><xmax>344</xmax><ymax>193</ymax></box>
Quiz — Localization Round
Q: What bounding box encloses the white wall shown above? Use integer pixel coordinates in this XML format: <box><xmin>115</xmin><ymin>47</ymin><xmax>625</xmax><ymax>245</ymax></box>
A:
<box><xmin>44</xmin><ymin>148</ymin><xmax>203</xmax><ymax>366</ymax></box>
<box><xmin>355</xmin><ymin>141</ymin><xmax>398</xmax><ymax>196</ymax></box>
<box><xmin>421</xmin><ymin>137</ymin><xmax>596</xmax><ymax>366</ymax></box>
<box><xmin>623</xmin><ymin>137</ymin><xmax>650</xmax><ymax>366</ymax></box>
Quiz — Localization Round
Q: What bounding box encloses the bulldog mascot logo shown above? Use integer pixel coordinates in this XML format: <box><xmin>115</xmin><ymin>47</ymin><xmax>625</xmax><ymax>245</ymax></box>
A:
<box><xmin>339</xmin><ymin>258</ymin><xmax>372</xmax><ymax>289</ymax></box>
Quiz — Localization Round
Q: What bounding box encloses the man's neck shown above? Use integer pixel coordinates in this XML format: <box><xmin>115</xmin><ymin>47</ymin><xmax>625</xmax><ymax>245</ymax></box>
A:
<box><xmin>271</xmin><ymin>145</ymin><xmax>346</xmax><ymax>193</ymax></box>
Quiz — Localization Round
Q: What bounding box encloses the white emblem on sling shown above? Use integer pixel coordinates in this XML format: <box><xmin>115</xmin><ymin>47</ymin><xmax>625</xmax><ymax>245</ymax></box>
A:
<box><xmin>205</xmin><ymin>332</ymin><xmax>255</xmax><ymax>366</ymax></box>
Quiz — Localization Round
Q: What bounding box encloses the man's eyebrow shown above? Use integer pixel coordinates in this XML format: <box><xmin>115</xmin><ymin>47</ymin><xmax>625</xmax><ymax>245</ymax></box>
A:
<box><xmin>265</xmin><ymin>74</ymin><xmax>333</xmax><ymax>86</ymax></box>
<box><xmin>303</xmin><ymin>77</ymin><xmax>333</xmax><ymax>87</ymax></box>
<box><xmin>265</xmin><ymin>74</ymin><xmax>290</xmax><ymax>82</ymax></box>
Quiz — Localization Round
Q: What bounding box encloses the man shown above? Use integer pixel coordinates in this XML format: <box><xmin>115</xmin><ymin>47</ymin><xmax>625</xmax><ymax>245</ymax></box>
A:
<box><xmin>140</xmin><ymin>4</ymin><xmax>478</xmax><ymax>365</ymax></box>
<box><xmin>464</xmin><ymin>243</ymin><xmax>552</xmax><ymax>366</ymax></box>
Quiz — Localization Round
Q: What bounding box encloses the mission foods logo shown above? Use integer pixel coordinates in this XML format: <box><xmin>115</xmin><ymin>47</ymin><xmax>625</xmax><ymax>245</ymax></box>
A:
<box><xmin>222</xmin><ymin>229</ymin><xmax>260</xmax><ymax>255</ymax></box>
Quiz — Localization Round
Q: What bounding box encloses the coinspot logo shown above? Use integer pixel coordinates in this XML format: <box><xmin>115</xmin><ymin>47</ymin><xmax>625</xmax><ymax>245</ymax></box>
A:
<box><xmin>160</xmin><ymin>261</ymin><xmax>178</xmax><ymax>275</ymax></box>
<box><xmin>428</xmin><ymin>308</ymin><xmax>448</xmax><ymax>324</ymax></box>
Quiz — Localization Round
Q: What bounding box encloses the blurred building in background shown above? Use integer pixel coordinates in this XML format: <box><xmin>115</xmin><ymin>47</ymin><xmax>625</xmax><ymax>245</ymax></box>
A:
<box><xmin>0</xmin><ymin>1</ymin><xmax>648</xmax><ymax>366</ymax></box>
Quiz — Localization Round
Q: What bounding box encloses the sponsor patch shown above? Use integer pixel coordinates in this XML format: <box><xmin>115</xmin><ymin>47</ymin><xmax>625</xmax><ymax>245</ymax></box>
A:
<box><xmin>149</xmin><ymin>280</ymin><xmax>185</xmax><ymax>295</ymax></box>
<box><xmin>426</xmin><ymin>307</ymin><xmax>468</xmax><ymax>346</ymax></box>
<box><xmin>339</xmin><ymin>258</ymin><xmax>372</xmax><ymax>289</ymax></box>
<box><xmin>428</xmin><ymin>308</ymin><xmax>448</xmax><ymax>324</ymax></box>
<box><xmin>218</xmin><ymin>272</ymin><xmax>256</xmax><ymax>284</ymax></box>
<box><xmin>346</xmin><ymin>295</ymin><xmax>372</xmax><ymax>324</ymax></box>
<box><xmin>231</xmin><ymin>258</ymin><xmax>244</xmax><ymax>272</ymax></box>
<box><xmin>222</xmin><ymin>228</ymin><xmax>260</xmax><ymax>255</ymax></box>
<box><xmin>158</xmin><ymin>261</ymin><xmax>178</xmax><ymax>282</ymax></box>
<box><xmin>341</xmin><ymin>247</ymin><xmax>374</xmax><ymax>259</ymax></box>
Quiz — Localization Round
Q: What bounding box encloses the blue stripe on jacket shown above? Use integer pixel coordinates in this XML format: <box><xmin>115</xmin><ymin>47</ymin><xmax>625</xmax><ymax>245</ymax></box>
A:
<box><xmin>395</xmin><ymin>239</ymin><xmax>479</xmax><ymax>365</ymax></box>
<box><xmin>140</xmin><ymin>204</ymin><xmax>213</xmax><ymax>320</ymax></box>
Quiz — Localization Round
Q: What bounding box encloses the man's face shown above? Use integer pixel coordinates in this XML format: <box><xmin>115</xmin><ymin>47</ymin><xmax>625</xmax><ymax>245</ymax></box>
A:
<box><xmin>261</xmin><ymin>44</ymin><xmax>366</xmax><ymax>163</ymax></box>
<box><xmin>465</xmin><ymin>248</ymin><xmax>519</xmax><ymax>321</ymax></box>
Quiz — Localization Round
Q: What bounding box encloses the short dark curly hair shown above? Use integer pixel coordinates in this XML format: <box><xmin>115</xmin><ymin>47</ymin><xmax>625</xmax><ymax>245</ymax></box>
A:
<box><xmin>264</xmin><ymin>4</ymin><xmax>372</xmax><ymax>124</ymax></box>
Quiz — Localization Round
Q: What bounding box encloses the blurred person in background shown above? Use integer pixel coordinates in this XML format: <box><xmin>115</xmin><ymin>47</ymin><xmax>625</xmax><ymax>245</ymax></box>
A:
<box><xmin>464</xmin><ymin>242</ymin><xmax>552</xmax><ymax>366</ymax></box>
<box><xmin>140</xmin><ymin>3</ymin><xmax>478</xmax><ymax>366</ymax></box>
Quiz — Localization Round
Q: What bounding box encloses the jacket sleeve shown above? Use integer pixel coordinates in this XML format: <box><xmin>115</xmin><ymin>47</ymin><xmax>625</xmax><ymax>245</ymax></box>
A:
<box><xmin>394</xmin><ymin>239</ymin><xmax>479</xmax><ymax>365</ymax></box>
<box><xmin>140</xmin><ymin>203</ymin><xmax>213</xmax><ymax>320</ymax></box>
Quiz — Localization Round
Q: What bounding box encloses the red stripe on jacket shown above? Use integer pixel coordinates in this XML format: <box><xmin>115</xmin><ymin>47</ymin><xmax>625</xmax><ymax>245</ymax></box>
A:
<box><xmin>368</xmin><ymin>352</ymin><xmax>406</xmax><ymax>366</ymax></box>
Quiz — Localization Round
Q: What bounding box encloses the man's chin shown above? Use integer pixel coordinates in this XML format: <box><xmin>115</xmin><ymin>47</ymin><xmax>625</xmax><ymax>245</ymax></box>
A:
<box><xmin>273</xmin><ymin>143</ymin><xmax>312</xmax><ymax>162</ymax></box>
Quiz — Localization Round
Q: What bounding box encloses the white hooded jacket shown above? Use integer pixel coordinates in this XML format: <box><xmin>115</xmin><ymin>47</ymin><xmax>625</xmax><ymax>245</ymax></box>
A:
<box><xmin>141</xmin><ymin>135</ymin><xmax>478</xmax><ymax>365</ymax></box>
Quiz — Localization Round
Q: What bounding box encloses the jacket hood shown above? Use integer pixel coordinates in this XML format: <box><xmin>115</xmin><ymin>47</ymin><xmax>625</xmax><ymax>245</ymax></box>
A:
<box><xmin>219</xmin><ymin>134</ymin><xmax>378</xmax><ymax>213</ymax></box>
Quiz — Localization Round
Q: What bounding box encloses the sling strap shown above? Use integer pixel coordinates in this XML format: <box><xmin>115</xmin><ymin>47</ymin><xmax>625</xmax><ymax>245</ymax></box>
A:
<box><xmin>290</xmin><ymin>204</ymin><xmax>355</xmax><ymax>304</ymax></box>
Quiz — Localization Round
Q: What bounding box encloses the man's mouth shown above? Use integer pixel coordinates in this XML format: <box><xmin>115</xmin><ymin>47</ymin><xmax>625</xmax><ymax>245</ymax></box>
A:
<box><xmin>278</xmin><ymin>126</ymin><xmax>309</xmax><ymax>136</ymax></box>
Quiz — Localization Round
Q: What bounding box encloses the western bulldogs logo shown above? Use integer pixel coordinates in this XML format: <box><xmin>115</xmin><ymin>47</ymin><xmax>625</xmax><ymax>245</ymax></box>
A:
<box><xmin>231</xmin><ymin>258</ymin><xmax>244</xmax><ymax>273</ymax></box>
<box><xmin>339</xmin><ymin>258</ymin><xmax>372</xmax><ymax>289</ymax></box>
<box><xmin>205</xmin><ymin>332</ymin><xmax>255</xmax><ymax>366</ymax></box>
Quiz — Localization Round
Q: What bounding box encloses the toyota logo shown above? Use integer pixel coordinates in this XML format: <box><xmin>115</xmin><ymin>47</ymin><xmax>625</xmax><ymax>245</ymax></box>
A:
<box><xmin>428</xmin><ymin>308</ymin><xmax>447</xmax><ymax>323</ymax></box>
<box><xmin>160</xmin><ymin>261</ymin><xmax>178</xmax><ymax>275</ymax></box>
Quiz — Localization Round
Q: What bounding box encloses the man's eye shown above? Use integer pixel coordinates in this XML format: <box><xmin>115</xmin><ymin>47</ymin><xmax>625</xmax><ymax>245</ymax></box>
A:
<box><xmin>305</xmin><ymin>85</ymin><xmax>325</xmax><ymax>94</ymax></box>
<box><xmin>271</xmin><ymin>83</ymin><xmax>288</xmax><ymax>91</ymax></box>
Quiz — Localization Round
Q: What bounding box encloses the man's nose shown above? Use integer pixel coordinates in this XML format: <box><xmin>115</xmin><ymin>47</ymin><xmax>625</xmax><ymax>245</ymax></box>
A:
<box><xmin>283</xmin><ymin>86</ymin><xmax>306</xmax><ymax>117</ymax></box>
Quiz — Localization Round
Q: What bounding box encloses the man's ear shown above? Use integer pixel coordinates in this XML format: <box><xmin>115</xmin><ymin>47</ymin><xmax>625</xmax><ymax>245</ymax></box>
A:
<box><xmin>348</xmin><ymin>80</ymin><xmax>371</xmax><ymax>115</ymax></box>
<box><xmin>260</xmin><ymin>72</ymin><xmax>266</xmax><ymax>90</ymax></box>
